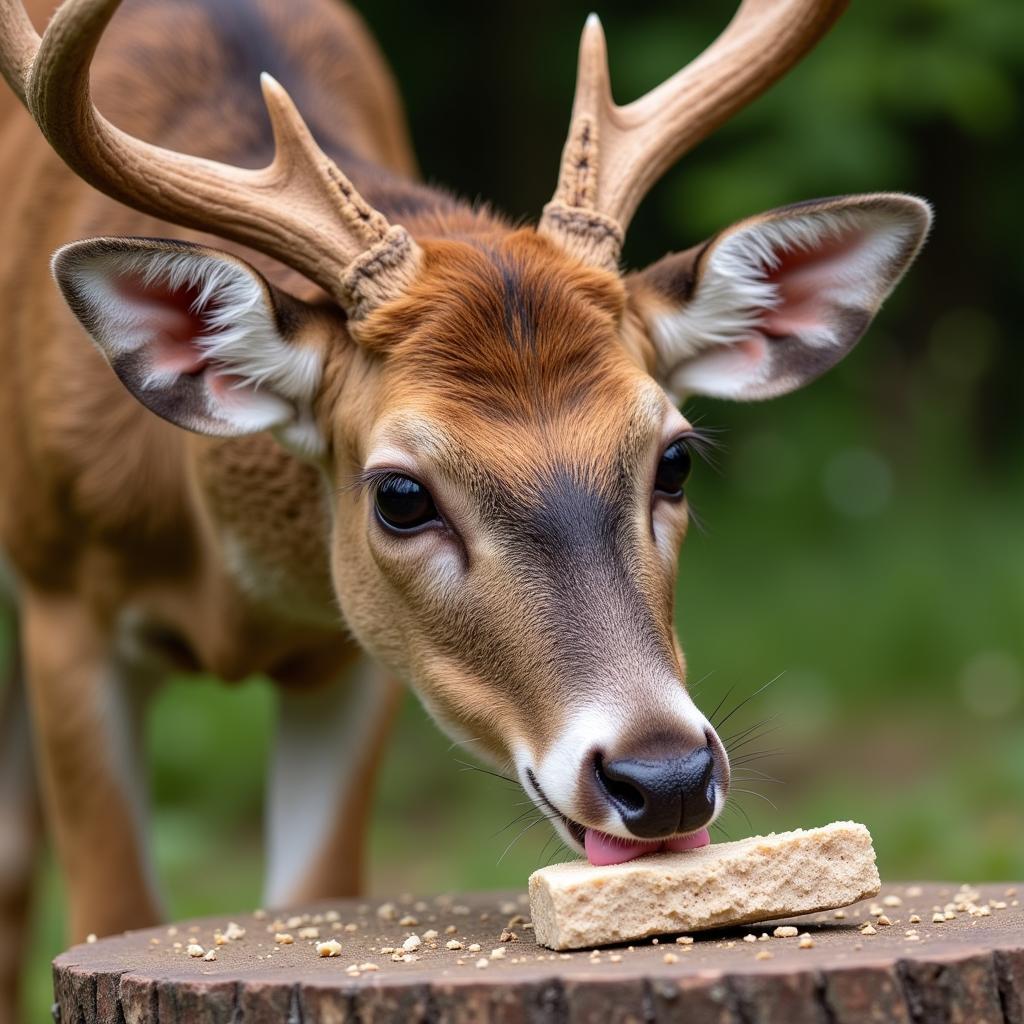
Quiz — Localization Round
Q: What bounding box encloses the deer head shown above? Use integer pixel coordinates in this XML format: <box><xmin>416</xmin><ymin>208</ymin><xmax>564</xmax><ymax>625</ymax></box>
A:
<box><xmin>1</xmin><ymin>0</ymin><xmax>930</xmax><ymax>862</ymax></box>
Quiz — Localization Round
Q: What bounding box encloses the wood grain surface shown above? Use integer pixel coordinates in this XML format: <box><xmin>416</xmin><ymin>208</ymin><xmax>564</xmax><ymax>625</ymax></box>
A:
<box><xmin>52</xmin><ymin>882</ymin><xmax>1023</xmax><ymax>1023</ymax></box>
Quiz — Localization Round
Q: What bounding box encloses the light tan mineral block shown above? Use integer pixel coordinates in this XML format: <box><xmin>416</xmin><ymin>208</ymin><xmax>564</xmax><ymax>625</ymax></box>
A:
<box><xmin>529</xmin><ymin>821</ymin><xmax>880</xmax><ymax>950</ymax></box>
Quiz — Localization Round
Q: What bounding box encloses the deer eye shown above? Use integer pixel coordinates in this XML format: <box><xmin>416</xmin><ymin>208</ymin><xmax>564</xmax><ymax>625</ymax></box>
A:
<box><xmin>374</xmin><ymin>474</ymin><xmax>440</xmax><ymax>532</ymax></box>
<box><xmin>654</xmin><ymin>438</ymin><xmax>693</xmax><ymax>499</ymax></box>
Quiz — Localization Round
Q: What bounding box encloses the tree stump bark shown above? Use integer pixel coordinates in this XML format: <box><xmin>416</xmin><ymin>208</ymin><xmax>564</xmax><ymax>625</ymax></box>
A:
<box><xmin>52</xmin><ymin>882</ymin><xmax>1023</xmax><ymax>1023</ymax></box>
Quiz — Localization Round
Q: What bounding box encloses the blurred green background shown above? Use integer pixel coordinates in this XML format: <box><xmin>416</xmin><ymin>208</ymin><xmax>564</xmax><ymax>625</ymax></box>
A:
<box><xmin>14</xmin><ymin>0</ymin><xmax>1024</xmax><ymax>1018</ymax></box>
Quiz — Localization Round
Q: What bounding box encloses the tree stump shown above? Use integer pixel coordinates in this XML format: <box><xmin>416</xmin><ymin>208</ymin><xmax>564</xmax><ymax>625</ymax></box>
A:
<box><xmin>53</xmin><ymin>882</ymin><xmax>1023</xmax><ymax>1023</ymax></box>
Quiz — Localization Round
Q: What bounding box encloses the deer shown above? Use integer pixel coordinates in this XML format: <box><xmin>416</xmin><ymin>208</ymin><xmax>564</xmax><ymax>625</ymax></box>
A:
<box><xmin>0</xmin><ymin>0</ymin><xmax>930</xmax><ymax>1015</ymax></box>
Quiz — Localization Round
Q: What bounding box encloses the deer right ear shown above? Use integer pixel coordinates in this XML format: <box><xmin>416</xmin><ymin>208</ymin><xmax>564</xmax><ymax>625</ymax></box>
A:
<box><xmin>629</xmin><ymin>194</ymin><xmax>932</xmax><ymax>403</ymax></box>
<box><xmin>52</xmin><ymin>237</ymin><xmax>332</xmax><ymax>456</ymax></box>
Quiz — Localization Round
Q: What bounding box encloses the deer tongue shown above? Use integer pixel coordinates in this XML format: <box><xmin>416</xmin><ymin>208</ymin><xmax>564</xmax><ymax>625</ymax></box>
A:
<box><xmin>664</xmin><ymin>827</ymin><xmax>712</xmax><ymax>853</ymax></box>
<box><xmin>584</xmin><ymin>827</ymin><xmax>710</xmax><ymax>866</ymax></box>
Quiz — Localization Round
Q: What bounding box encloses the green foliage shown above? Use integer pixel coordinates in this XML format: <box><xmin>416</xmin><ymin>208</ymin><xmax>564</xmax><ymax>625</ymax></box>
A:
<box><xmin>18</xmin><ymin>0</ymin><xmax>1024</xmax><ymax>1019</ymax></box>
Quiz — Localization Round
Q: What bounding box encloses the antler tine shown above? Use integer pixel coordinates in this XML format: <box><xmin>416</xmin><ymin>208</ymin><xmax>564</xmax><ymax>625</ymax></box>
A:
<box><xmin>557</xmin><ymin>14</ymin><xmax>613</xmax><ymax>212</ymax></box>
<box><xmin>1</xmin><ymin>0</ymin><xmax>419</xmax><ymax>316</ymax></box>
<box><xmin>0</xmin><ymin>0</ymin><xmax>39</xmax><ymax>102</ymax></box>
<box><xmin>539</xmin><ymin>0</ymin><xmax>849</xmax><ymax>270</ymax></box>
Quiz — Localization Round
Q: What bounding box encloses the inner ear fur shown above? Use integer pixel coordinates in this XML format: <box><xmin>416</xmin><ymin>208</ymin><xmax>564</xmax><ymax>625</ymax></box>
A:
<box><xmin>51</xmin><ymin>236</ymin><xmax>341</xmax><ymax>454</ymax></box>
<box><xmin>627</xmin><ymin>192</ymin><xmax>932</xmax><ymax>401</ymax></box>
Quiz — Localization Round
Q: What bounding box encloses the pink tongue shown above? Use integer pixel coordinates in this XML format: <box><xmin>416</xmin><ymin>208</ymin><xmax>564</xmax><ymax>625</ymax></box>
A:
<box><xmin>664</xmin><ymin>827</ymin><xmax>711</xmax><ymax>853</ymax></box>
<box><xmin>584</xmin><ymin>827</ymin><xmax>711</xmax><ymax>866</ymax></box>
<box><xmin>584</xmin><ymin>829</ymin><xmax>659</xmax><ymax>866</ymax></box>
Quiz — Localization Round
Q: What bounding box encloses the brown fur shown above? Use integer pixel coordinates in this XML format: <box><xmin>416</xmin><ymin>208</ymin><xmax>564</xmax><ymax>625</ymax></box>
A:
<box><xmin>0</xmin><ymin>6</ymin><xmax>746</xmax><ymax>1018</ymax></box>
<box><xmin>0</xmin><ymin>4</ymin><xmax>451</xmax><ymax>1010</ymax></box>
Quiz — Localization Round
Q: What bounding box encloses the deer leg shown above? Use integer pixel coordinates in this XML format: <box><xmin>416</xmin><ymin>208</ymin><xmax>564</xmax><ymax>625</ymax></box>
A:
<box><xmin>20</xmin><ymin>589</ymin><xmax>162</xmax><ymax>942</ymax></box>
<box><xmin>0</xmin><ymin>609</ymin><xmax>42</xmax><ymax>1024</ymax></box>
<box><xmin>264</xmin><ymin>657</ymin><xmax>401</xmax><ymax>906</ymax></box>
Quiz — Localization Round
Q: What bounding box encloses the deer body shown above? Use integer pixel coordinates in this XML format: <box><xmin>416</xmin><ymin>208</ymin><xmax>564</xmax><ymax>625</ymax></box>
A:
<box><xmin>0</xmin><ymin>0</ymin><xmax>482</xmax><ymax>1008</ymax></box>
<box><xmin>0</xmin><ymin>1</ymin><xmax>930</xmax><ymax>1019</ymax></box>
<box><xmin>0</xmin><ymin>0</ymin><xmax>472</xmax><ymax>665</ymax></box>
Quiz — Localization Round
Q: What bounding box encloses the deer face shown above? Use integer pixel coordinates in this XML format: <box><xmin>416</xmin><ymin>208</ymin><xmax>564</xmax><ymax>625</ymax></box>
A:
<box><xmin>54</xmin><ymin>192</ymin><xmax>928</xmax><ymax>861</ymax></box>
<box><xmin>327</xmin><ymin>232</ymin><xmax>727</xmax><ymax>859</ymax></box>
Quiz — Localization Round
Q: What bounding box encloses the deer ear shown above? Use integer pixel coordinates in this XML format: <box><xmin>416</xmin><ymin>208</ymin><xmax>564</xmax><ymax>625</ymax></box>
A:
<box><xmin>629</xmin><ymin>194</ymin><xmax>932</xmax><ymax>402</ymax></box>
<box><xmin>52</xmin><ymin>237</ymin><xmax>329</xmax><ymax>456</ymax></box>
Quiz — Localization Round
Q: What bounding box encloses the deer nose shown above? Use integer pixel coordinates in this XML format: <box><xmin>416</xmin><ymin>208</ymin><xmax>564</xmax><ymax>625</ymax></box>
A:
<box><xmin>595</xmin><ymin>747</ymin><xmax>715</xmax><ymax>839</ymax></box>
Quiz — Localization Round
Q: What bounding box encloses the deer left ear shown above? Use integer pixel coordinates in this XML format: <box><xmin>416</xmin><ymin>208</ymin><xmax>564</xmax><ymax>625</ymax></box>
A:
<box><xmin>52</xmin><ymin>237</ymin><xmax>333</xmax><ymax>457</ymax></box>
<box><xmin>629</xmin><ymin>194</ymin><xmax>932</xmax><ymax>402</ymax></box>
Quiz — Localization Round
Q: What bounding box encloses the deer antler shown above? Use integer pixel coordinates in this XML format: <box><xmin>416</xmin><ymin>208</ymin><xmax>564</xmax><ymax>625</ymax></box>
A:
<box><xmin>538</xmin><ymin>0</ymin><xmax>848</xmax><ymax>270</ymax></box>
<box><xmin>0</xmin><ymin>0</ymin><xmax>420</xmax><ymax>318</ymax></box>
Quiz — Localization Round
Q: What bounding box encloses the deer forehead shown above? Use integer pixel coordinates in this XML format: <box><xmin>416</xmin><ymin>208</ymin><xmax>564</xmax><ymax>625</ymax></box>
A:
<box><xmin>339</xmin><ymin>237</ymin><xmax>672</xmax><ymax>473</ymax></box>
<box><xmin>350</xmin><ymin>232</ymin><xmax>628</xmax><ymax>360</ymax></box>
